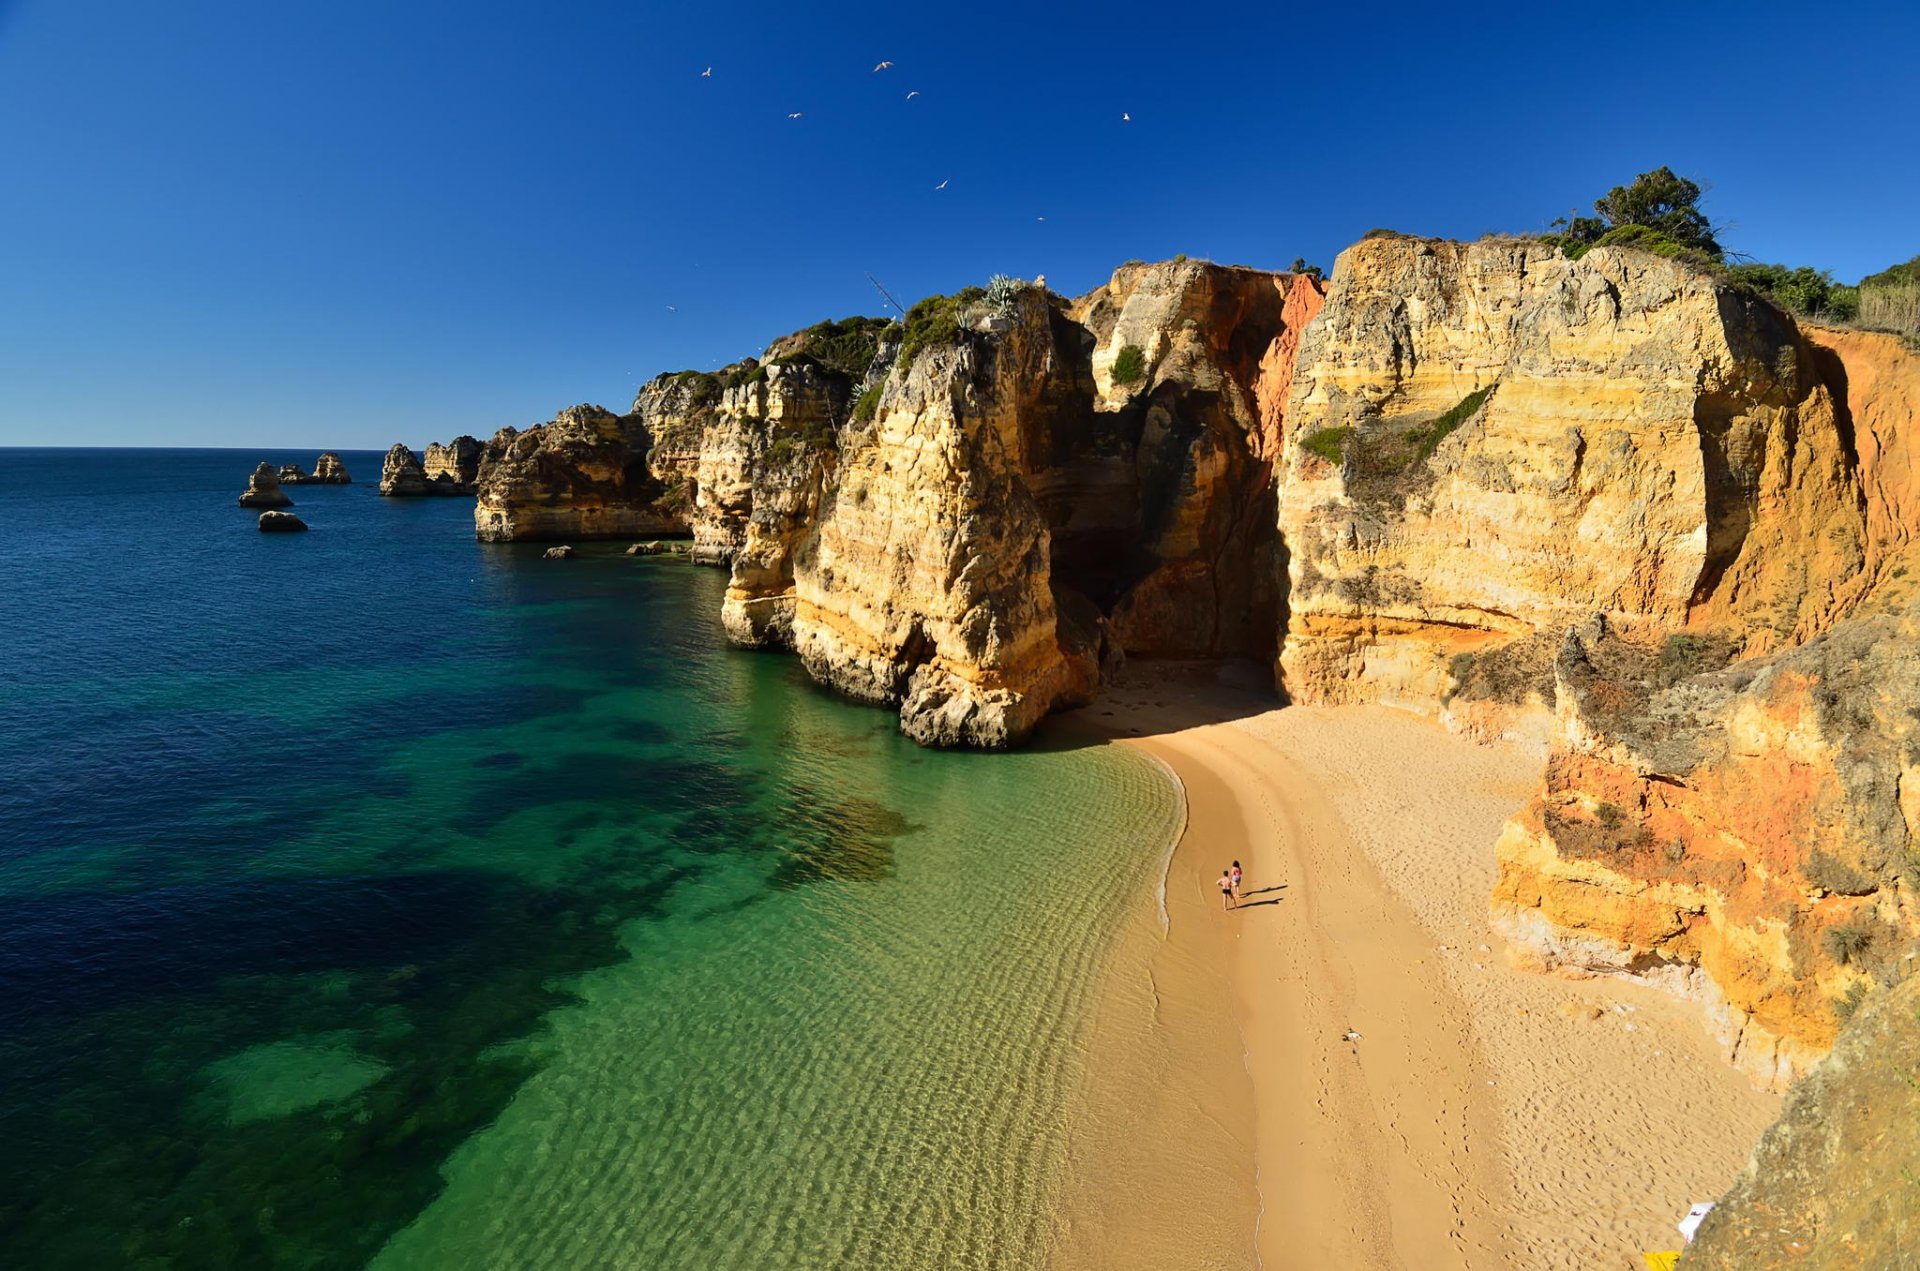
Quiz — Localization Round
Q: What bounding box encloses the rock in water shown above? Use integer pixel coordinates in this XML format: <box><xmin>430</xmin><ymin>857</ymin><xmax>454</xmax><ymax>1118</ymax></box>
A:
<box><xmin>238</xmin><ymin>462</ymin><xmax>293</xmax><ymax>508</ymax></box>
<box><xmin>379</xmin><ymin>439</ymin><xmax>479</xmax><ymax>495</ymax></box>
<box><xmin>257</xmin><ymin>511</ymin><xmax>308</xmax><ymax>532</ymax></box>
<box><xmin>281</xmin><ymin>452</ymin><xmax>352</xmax><ymax>485</ymax></box>
<box><xmin>543</xmin><ymin>545</ymin><xmax>574</xmax><ymax>559</ymax></box>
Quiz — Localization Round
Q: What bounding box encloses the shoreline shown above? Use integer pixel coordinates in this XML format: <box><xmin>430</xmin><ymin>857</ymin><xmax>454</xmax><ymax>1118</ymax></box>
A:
<box><xmin>1061</xmin><ymin>664</ymin><xmax>1779</xmax><ymax>1268</ymax></box>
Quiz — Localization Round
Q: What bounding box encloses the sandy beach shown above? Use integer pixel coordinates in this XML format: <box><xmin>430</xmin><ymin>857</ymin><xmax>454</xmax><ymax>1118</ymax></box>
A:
<box><xmin>1058</xmin><ymin>664</ymin><xmax>1780</xmax><ymax>1270</ymax></box>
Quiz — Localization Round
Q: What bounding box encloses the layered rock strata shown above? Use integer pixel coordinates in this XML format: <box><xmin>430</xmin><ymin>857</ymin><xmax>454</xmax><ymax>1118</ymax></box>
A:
<box><xmin>1272</xmin><ymin>237</ymin><xmax>1920</xmax><ymax>1081</ymax></box>
<box><xmin>1274</xmin><ymin>237</ymin><xmax>1904</xmax><ymax>738</ymax></box>
<box><xmin>237</xmin><ymin>463</ymin><xmax>292</xmax><ymax>508</ymax></box>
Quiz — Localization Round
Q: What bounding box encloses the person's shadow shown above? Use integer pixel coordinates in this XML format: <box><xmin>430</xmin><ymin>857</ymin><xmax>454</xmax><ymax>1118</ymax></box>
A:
<box><xmin>1237</xmin><ymin>884</ymin><xmax>1286</xmax><ymax>909</ymax></box>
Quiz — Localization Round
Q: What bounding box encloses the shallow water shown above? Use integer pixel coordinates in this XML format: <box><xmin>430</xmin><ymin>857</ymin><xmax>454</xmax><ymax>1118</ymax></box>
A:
<box><xmin>0</xmin><ymin>448</ymin><xmax>1180</xmax><ymax>1267</ymax></box>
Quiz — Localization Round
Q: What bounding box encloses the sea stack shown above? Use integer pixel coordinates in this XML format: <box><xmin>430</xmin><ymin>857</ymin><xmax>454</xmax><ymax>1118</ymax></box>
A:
<box><xmin>379</xmin><ymin>438</ymin><xmax>481</xmax><ymax>496</ymax></box>
<box><xmin>256</xmin><ymin>510</ymin><xmax>308</xmax><ymax>532</ymax></box>
<box><xmin>237</xmin><ymin>462</ymin><xmax>293</xmax><ymax>508</ymax></box>
<box><xmin>281</xmin><ymin>452</ymin><xmax>352</xmax><ymax>485</ymax></box>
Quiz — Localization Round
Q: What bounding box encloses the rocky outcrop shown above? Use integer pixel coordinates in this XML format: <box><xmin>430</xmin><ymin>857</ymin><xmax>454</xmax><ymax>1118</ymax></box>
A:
<box><xmin>1681</xmin><ymin>972</ymin><xmax>1920</xmax><ymax>1268</ymax></box>
<box><xmin>543</xmin><ymin>545</ymin><xmax>574</xmax><ymax>559</ymax></box>
<box><xmin>1062</xmin><ymin>264</ymin><xmax>1324</xmax><ymax>656</ymax></box>
<box><xmin>473</xmin><ymin>405</ymin><xmax>688</xmax><ymax>540</ymax></box>
<box><xmin>1491</xmin><ymin>597</ymin><xmax>1920</xmax><ymax>1087</ymax></box>
<box><xmin>278</xmin><ymin>453</ymin><xmax>352</xmax><ymax>485</ymax></box>
<box><xmin>257</xmin><ymin>510</ymin><xmax>307</xmax><ymax>532</ymax></box>
<box><xmin>1277</xmin><ymin>238</ymin><xmax>1917</xmax><ymax>739</ymax></box>
<box><xmin>468</xmin><ymin>265</ymin><xmax>1321</xmax><ymax>744</ymax></box>
<box><xmin>1269</xmin><ymin>238</ymin><xmax>1920</xmax><ymax>1084</ymax></box>
<box><xmin>379</xmin><ymin>442</ymin><xmax>479</xmax><ymax>496</ymax></box>
<box><xmin>422</xmin><ymin>436</ymin><xmax>482</xmax><ymax>488</ymax></box>
<box><xmin>238</xmin><ymin>463</ymin><xmax>293</xmax><ymax>508</ymax></box>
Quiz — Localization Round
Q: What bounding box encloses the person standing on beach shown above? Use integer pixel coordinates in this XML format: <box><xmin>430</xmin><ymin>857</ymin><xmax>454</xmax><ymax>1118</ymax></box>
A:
<box><xmin>1230</xmin><ymin>860</ymin><xmax>1243</xmax><ymax>903</ymax></box>
<box><xmin>1218</xmin><ymin>870</ymin><xmax>1236</xmax><ymax>911</ymax></box>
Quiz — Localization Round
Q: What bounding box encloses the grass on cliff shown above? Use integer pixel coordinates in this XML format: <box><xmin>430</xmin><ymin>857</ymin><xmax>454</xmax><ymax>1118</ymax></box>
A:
<box><xmin>1110</xmin><ymin>344</ymin><xmax>1146</xmax><ymax>385</ymax></box>
<box><xmin>1300</xmin><ymin>426</ymin><xmax>1350</xmax><ymax>466</ymax></box>
<box><xmin>783</xmin><ymin>316</ymin><xmax>896</xmax><ymax>380</ymax></box>
<box><xmin>898</xmin><ymin>286</ymin><xmax>987</xmax><ymax>370</ymax></box>
<box><xmin>1299</xmin><ymin>385</ymin><xmax>1492</xmax><ymax>475</ymax></box>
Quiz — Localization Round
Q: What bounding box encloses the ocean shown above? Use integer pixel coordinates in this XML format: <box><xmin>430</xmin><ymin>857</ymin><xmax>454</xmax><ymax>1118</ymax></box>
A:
<box><xmin>0</xmin><ymin>448</ymin><xmax>1182</xmax><ymax>1268</ymax></box>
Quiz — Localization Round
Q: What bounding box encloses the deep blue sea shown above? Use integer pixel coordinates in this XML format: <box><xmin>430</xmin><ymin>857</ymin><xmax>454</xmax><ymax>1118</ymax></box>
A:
<box><xmin>0</xmin><ymin>449</ymin><xmax>1180</xmax><ymax>1268</ymax></box>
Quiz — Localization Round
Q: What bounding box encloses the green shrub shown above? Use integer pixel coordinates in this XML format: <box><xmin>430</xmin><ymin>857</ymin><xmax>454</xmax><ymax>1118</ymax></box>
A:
<box><xmin>1361</xmin><ymin>228</ymin><xmax>1401</xmax><ymax>240</ymax></box>
<box><xmin>1823</xmin><ymin>922</ymin><xmax>1875</xmax><ymax>966</ymax></box>
<box><xmin>1727</xmin><ymin>263</ymin><xmax>1859</xmax><ymax>321</ymax></box>
<box><xmin>1111</xmin><ymin>344</ymin><xmax>1146</xmax><ymax>385</ymax></box>
<box><xmin>1596</xmin><ymin>801</ymin><xmax>1626</xmax><ymax>830</ymax></box>
<box><xmin>1547</xmin><ymin>167</ymin><xmax>1722</xmax><ymax>261</ymax></box>
<box><xmin>898</xmin><ymin>286</ymin><xmax>988</xmax><ymax>368</ymax></box>
<box><xmin>1301</xmin><ymin>426</ymin><xmax>1350</xmax><ymax>465</ymax></box>
<box><xmin>852</xmin><ymin>384</ymin><xmax>882</xmax><ymax>425</ymax></box>
<box><xmin>1655</xmin><ymin>631</ymin><xmax>1737</xmax><ymax>686</ymax></box>
<box><xmin>784</xmin><ymin>315</ymin><xmax>893</xmax><ymax>380</ymax></box>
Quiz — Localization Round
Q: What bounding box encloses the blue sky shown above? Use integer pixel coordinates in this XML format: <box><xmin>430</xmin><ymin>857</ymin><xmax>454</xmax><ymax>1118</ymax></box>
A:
<box><xmin>2</xmin><ymin>0</ymin><xmax>1916</xmax><ymax>449</ymax></box>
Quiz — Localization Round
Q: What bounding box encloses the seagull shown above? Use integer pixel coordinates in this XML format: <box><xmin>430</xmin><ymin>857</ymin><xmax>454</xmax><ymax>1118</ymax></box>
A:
<box><xmin>1037</xmin><ymin>216</ymin><xmax>1046</xmax><ymax>221</ymax></box>
<box><xmin>873</xmin><ymin>60</ymin><xmax>893</xmax><ymax>72</ymax></box>
<box><xmin>787</xmin><ymin>112</ymin><xmax>803</xmax><ymax>119</ymax></box>
<box><xmin>935</xmin><ymin>179</ymin><xmax>948</xmax><ymax>190</ymax></box>
<box><xmin>1122</xmin><ymin>112</ymin><xmax>1131</xmax><ymax>122</ymax></box>
<box><xmin>667</xmin><ymin>305</ymin><xmax>678</xmax><ymax>312</ymax></box>
<box><xmin>905</xmin><ymin>90</ymin><xmax>919</xmax><ymax>100</ymax></box>
<box><xmin>700</xmin><ymin>67</ymin><xmax>711</xmax><ymax>77</ymax></box>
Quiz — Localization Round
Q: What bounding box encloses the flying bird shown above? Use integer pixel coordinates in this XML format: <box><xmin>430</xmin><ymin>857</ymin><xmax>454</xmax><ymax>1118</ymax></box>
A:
<box><xmin>873</xmin><ymin>60</ymin><xmax>893</xmax><ymax>71</ymax></box>
<box><xmin>1037</xmin><ymin>216</ymin><xmax>1046</xmax><ymax>221</ymax></box>
<box><xmin>787</xmin><ymin>112</ymin><xmax>803</xmax><ymax>119</ymax></box>
<box><xmin>905</xmin><ymin>90</ymin><xmax>919</xmax><ymax>100</ymax></box>
<box><xmin>1121</xmin><ymin>112</ymin><xmax>1131</xmax><ymax>122</ymax></box>
<box><xmin>700</xmin><ymin>67</ymin><xmax>711</xmax><ymax>77</ymax></box>
<box><xmin>667</xmin><ymin>305</ymin><xmax>678</xmax><ymax>312</ymax></box>
<box><xmin>935</xmin><ymin>179</ymin><xmax>948</xmax><ymax>190</ymax></box>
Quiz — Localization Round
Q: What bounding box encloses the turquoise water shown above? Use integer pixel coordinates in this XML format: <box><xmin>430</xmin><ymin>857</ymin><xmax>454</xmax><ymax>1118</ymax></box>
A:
<box><xmin>0</xmin><ymin>449</ymin><xmax>1181</xmax><ymax>1268</ymax></box>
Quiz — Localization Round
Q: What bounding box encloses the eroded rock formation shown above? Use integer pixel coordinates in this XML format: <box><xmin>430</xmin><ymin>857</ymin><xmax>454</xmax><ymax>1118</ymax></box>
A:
<box><xmin>278</xmin><ymin>453</ymin><xmax>352</xmax><ymax>485</ymax></box>
<box><xmin>1268</xmin><ymin>236</ymin><xmax>1920</xmax><ymax>1082</ymax></box>
<box><xmin>257</xmin><ymin>510</ymin><xmax>308</xmax><ymax>532</ymax></box>
<box><xmin>380</xmin><ymin>438</ymin><xmax>482</xmax><ymax>496</ymax></box>
<box><xmin>474</xmin><ymin>265</ymin><xmax>1324</xmax><ymax>745</ymax></box>
<box><xmin>238</xmin><ymin>462</ymin><xmax>292</xmax><ymax>508</ymax></box>
<box><xmin>1682</xmin><ymin>973</ymin><xmax>1920</xmax><ymax>1268</ymax></box>
<box><xmin>1277</xmin><ymin>238</ymin><xmax>1904</xmax><ymax>732</ymax></box>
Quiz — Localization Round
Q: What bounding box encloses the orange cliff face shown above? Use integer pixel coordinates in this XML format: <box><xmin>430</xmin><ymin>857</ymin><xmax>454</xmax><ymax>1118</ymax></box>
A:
<box><xmin>1483</xmin><ymin>331</ymin><xmax>1920</xmax><ymax>1088</ymax></box>
<box><xmin>1275</xmin><ymin>238</ymin><xmax>1920</xmax><ymax>1085</ymax></box>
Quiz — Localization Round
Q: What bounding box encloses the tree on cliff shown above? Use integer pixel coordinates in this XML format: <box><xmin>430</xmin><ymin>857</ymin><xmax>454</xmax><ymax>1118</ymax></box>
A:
<box><xmin>1546</xmin><ymin>166</ymin><xmax>1723</xmax><ymax>261</ymax></box>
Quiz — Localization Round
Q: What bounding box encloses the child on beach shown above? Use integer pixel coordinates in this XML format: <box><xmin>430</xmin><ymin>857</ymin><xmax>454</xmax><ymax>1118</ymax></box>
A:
<box><xmin>1230</xmin><ymin>860</ymin><xmax>1243</xmax><ymax>902</ymax></box>
<box><xmin>1218</xmin><ymin>870</ymin><xmax>1236</xmax><ymax>910</ymax></box>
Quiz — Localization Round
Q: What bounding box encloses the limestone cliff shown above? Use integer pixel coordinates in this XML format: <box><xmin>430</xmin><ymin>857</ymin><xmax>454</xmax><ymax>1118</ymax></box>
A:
<box><xmin>278</xmin><ymin>453</ymin><xmax>352</xmax><ymax>485</ymax></box>
<box><xmin>1681</xmin><ymin>973</ymin><xmax>1920</xmax><ymax>1268</ymax></box>
<box><xmin>470</xmin><ymin>267</ymin><xmax>1317</xmax><ymax>744</ymax></box>
<box><xmin>422</xmin><ymin>436</ymin><xmax>482</xmax><ymax>488</ymax></box>
<box><xmin>1062</xmin><ymin>264</ymin><xmax>1323</xmax><ymax>656</ymax></box>
<box><xmin>237</xmin><ymin>462</ymin><xmax>292</xmax><ymax>508</ymax></box>
<box><xmin>1274</xmin><ymin>236</ymin><xmax>1902</xmax><ymax>737</ymax></box>
<box><xmin>380</xmin><ymin>441</ymin><xmax>480</xmax><ymax>496</ymax></box>
<box><xmin>1491</xmin><ymin>599</ymin><xmax>1920</xmax><ymax>1087</ymax></box>
<box><xmin>474</xmin><ymin>403</ymin><xmax>691</xmax><ymax>542</ymax></box>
